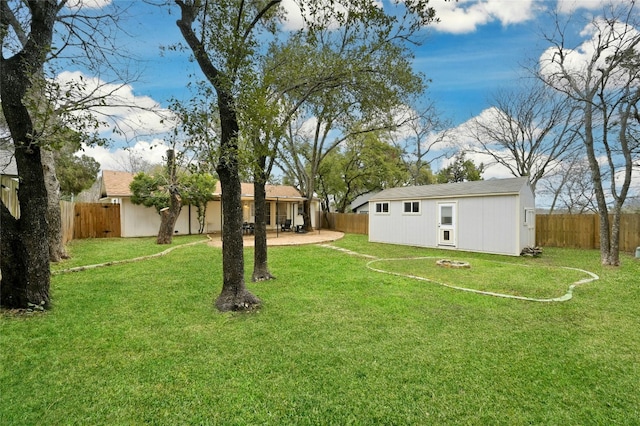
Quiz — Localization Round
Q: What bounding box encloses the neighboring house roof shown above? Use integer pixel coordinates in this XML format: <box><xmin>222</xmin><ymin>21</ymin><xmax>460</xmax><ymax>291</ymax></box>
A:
<box><xmin>350</xmin><ymin>192</ymin><xmax>379</xmax><ymax>212</ymax></box>
<box><xmin>214</xmin><ymin>181</ymin><xmax>305</xmax><ymax>200</ymax></box>
<box><xmin>370</xmin><ymin>177</ymin><xmax>531</xmax><ymax>201</ymax></box>
<box><xmin>99</xmin><ymin>169</ymin><xmax>305</xmax><ymax>200</ymax></box>
<box><xmin>101</xmin><ymin>170</ymin><xmax>135</xmax><ymax>197</ymax></box>
<box><xmin>0</xmin><ymin>148</ymin><xmax>18</xmax><ymax>176</ymax></box>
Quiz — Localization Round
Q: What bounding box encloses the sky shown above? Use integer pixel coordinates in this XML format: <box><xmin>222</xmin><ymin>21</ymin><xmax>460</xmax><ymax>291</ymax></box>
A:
<box><xmin>43</xmin><ymin>0</ymin><xmax>638</xmax><ymax>204</ymax></box>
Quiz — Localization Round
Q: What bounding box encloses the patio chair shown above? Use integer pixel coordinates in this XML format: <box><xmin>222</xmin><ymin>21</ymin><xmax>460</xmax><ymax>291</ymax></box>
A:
<box><xmin>242</xmin><ymin>222</ymin><xmax>255</xmax><ymax>235</ymax></box>
<box><xmin>281</xmin><ymin>219</ymin><xmax>292</xmax><ymax>232</ymax></box>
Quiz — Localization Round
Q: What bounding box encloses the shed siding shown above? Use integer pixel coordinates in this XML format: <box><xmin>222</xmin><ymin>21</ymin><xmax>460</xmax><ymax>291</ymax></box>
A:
<box><xmin>370</xmin><ymin>194</ymin><xmax>524</xmax><ymax>256</ymax></box>
<box><xmin>457</xmin><ymin>195</ymin><xmax>518</xmax><ymax>255</ymax></box>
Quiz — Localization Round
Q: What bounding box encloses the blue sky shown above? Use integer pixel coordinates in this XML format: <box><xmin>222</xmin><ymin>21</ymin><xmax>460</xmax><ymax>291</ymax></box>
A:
<box><xmin>63</xmin><ymin>0</ymin><xmax>628</xmax><ymax>178</ymax></box>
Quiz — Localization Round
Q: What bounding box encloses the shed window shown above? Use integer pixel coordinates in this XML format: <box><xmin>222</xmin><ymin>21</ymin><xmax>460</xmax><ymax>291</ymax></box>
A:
<box><xmin>375</xmin><ymin>202</ymin><xmax>389</xmax><ymax>214</ymax></box>
<box><xmin>524</xmin><ymin>208</ymin><xmax>535</xmax><ymax>226</ymax></box>
<box><xmin>403</xmin><ymin>201</ymin><xmax>420</xmax><ymax>214</ymax></box>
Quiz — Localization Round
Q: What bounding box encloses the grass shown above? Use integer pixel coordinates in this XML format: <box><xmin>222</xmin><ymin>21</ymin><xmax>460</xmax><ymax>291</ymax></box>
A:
<box><xmin>2</xmin><ymin>234</ymin><xmax>640</xmax><ymax>424</ymax></box>
<box><xmin>369</xmin><ymin>257</ymin><xmax>592</xmax><ymax>299</ymax></box>
<box><xmin>51</xmin><ymin>234</ymin><xmax>209</xmax><ymax>271</ymax></box>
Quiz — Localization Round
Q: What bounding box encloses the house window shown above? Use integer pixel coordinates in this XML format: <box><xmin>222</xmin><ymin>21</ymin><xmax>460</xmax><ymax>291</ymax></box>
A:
<box><xmin>375</xmin><ymin>202</ymin><xmax>389</xmax><ymax>214</ymax></box>
<box><xmin>403</xmin><ymin>201</ymin><xmax>420</xmax><ymax>214</ymax></box>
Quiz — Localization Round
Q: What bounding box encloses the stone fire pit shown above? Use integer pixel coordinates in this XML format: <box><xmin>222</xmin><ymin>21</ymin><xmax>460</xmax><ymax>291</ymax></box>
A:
<box><xmin>436</xmin><ymin>259</ymin><xmax>471</xmax><ymax>269</ymax></box>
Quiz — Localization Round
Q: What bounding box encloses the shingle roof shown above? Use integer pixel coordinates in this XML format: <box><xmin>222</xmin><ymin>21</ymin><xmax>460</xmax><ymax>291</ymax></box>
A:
<box><xmin>214</xmin><ymin>181</ymin><xmax>305</xmax><ymax>200</ymax></box>
<box><xmin>349</xmin><ymin>192</ymin><xmax>379</xmax><ymax>211</ymax></box>
<box><xmin>369</xmin><ymin>177</ymin><xmax>531</xmax><ymax>201</ymax></box>
<box><xmin>100</xmin><ymin>170</ymin><xmax>305</xmax><ymax>200</ymax></box>
<box><xmin>101</xmin><ymin>170</ymin><xmax>135</xmax><ymax>197</ymax></box>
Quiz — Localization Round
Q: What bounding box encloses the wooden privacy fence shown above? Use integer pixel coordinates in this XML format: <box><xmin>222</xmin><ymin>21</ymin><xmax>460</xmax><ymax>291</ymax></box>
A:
<box><xmin>72</xmin><ymin>202</ymin><xmax>121</xmax><ymax>239</ymax></box>
<box><xmin>536</xmin><ymin>214</ymin><xmax>640</xmax><ymax>253</ymax></box>
<box><xmin>323</xmin><ymin>212</ymin><xmax>369</xmax><ymax>235</ymax></box>
<box><xmin>60</xmin><ymin>201</ymin><xmax>75</xmax><ymax>244</ymax></box>
<box><xmin>323</xmin><ymin>212</ymin><xmax>640</xmax><ymax>252</ymax></box>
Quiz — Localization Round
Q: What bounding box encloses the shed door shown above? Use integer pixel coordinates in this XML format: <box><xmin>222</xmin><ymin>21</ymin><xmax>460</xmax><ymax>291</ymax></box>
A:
<box><xmin>438</xmin><ymin>202</ymin><xmax>456</xmax><ymax>246</ymax></box>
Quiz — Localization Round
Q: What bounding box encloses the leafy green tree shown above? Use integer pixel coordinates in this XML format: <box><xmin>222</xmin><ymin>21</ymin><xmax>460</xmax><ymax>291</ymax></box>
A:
<box><xmin>181</xmin><ymin>172</ymin><xmax>216</xmax><ymax>234</ymax></box>
<box><xmin>277</xmin><ymin>1</ymin><xmax>436</xmax><ymax>229</ymax></box>
<box><xmin>172</xmin><ymin>0</ymin><xmax>439</xmax><ymax>310</ymax></box>
<box><xmin>317</xmin><ymin>132</ymin><xmax>408</xmax><ymax>213</ymax></box>
<box><xmin>130</xmin><ymin>149</ymin><xmax>217</xmax><ymax>243</ymax></box>
<box><xmin>53</xmin><ymin>134</ymin><xmax>100</xmax><ymax>198</ymax></box>
<box><xmin>130</xmin><ymin>172</ymin><xmax>170</xmax><ymax>214</ymax></box>
<box><xmin>436</xmin><ymin>152</ymin><xmax>484</xmax><ymax>183</ymax></box>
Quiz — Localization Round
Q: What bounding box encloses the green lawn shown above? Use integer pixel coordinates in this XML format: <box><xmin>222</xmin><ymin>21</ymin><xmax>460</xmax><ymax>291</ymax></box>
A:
<box><xmin>2</xmin><ymin>234</ymin><xmax>639</xmax><ymax>424</ymax></box>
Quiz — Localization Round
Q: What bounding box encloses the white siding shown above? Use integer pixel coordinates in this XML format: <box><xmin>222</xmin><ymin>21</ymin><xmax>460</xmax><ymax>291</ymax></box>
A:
<box><xmin>370</xmin><ymin>194</ymin><xmax>528</xmax><ymax>256</ymax></box>
<box><xmin>369</xmin><ymin>200</ymin><xmax>437</xmax><ymax>247</ymax></box>
<box><xmin>121</xmin><ymin>198</ymin><xmax>221</xmax><ymax>237</ymax></box>
<box><xmin>457</xmin><ymin>195</ymin><xmax>518</xmax><ymax>256</ymax></box>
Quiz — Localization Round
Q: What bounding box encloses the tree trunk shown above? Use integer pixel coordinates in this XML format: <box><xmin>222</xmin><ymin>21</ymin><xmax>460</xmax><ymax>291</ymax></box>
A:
<box><xmin>252</xmin><ymin>174</ymin><xmax>275</xmax><ymax>282</ymax></box>
<box><xmin>157</xmin><ymin>193</ymin><xmax>182</xmax><ymax>244</ymax></box>
<box><xmin>156</xmin><ymin>149</ymin><xmax>182</xmax><ymax>244</ymax></box>
<box><xmin>583</xmin><ymin>102</ymin><xmax>613</xmax><ymax>265</ymax></box>
<box><xmin>213</xmin><ymin>96</ymin><xmax>260</xmax><ymax>311</ymax></box>
<box><xmin>0</xmin><ymin>202</ymin><xmax>23</xmax><ymax>307</ymax></box>
<box><xmin>215</xmin><ymin>161</ymin><xmax>261</xmax><ymax>310</ymax></box>
<box><xmin>0</xmin><ymin>1</ymin><xmax>56</xmax><ymax>309</ymax></box>
<box><xmin>175</xmin><ymin>0</ymin><xmax>259</xmax><ymax>311</ymax></box>
<box><xmin>0</xmin><ymin>146</ymin><xmax>51</xmax><ymax>309</ymax></box>
<box><xmin>42</xmin><ymin>148</ymin><xmax>68</xmax><ymax>261</ymax></box>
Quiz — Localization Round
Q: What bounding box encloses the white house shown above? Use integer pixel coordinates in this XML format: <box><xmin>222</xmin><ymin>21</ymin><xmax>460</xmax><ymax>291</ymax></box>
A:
<box><xmin>0</xmin><ymin>147</ymin><xmax>19</xmax><ymax>218</ymax></box>
<box><xmin>368</xmin><ymin>177</ymin><xmax>536</xmax><ymax>256</ymax></box>
<box><xmin>98</xmin><ymin>170</ymin><xmax>319</xmax><ymax>238</ymax></box>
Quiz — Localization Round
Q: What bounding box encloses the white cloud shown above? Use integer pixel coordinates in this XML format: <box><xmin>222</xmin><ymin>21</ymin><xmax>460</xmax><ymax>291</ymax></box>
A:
<box><xmin>81</xmin><ymin>139</ymin><xmax>171</xmax><ymax>172</ymax></box>
<box><xmin>280</xmin><ymin>0</ymin><xmax>383</xmax><ymax>31</ymax></box>
<box><xmin>431</xmin><ymin>0</ymin><xmax>539</xmax><ymax>34</ymax></box>
<box><xmin>54</xmin><ymin>71</ymin><xmax>177</xmax><ymax>143</ymax></box>
<box><xmin>556</xmin><ymin>0</ymin><xmax>628</xmax><ymax>15</ymax></box>
<box><xmin>539</xmin><ymin>19</ymin><xmax>640</xmax><ymax>90</ymax></box>
<box><xmin>64</xmin><ymin>0</ymin><xmax>112</xmax><ymax>10</ymax></box>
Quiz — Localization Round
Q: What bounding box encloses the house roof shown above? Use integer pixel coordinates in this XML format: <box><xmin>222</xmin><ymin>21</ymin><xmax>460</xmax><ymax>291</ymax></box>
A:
<box><xmin>350</xmin><ymin>192</ymin><xmax>379</xmax><ymax>211</ymax></box>
<box><xmin>214</xmin><ymin>181</ymin><xmax>305</xmax><ymax>200</ymax></box>
<box><xmin>0</xmin><ymin>148</ymin><xmax>17</xmax><ymax>176</ymax></box>
<box><xmin>370</xmin><ymin>177</ymin><xmax>531</xmax><ymax>201</ymax></box>
<box><xmin>100</xmin><ymin>170</ymin><xmax>305</xmax><ymax>200</ymax></box>
<box><xmin>101</xmin><ymin>170</ymin><xmax>135</xmax><ymax>197</ymax></box>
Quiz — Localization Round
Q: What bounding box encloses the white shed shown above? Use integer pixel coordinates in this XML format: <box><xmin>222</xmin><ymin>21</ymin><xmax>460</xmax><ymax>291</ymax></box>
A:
<box><xmin>368</xmin><ymin>177</ymin><xmax>535</xmax><ymax>256</ymax></box>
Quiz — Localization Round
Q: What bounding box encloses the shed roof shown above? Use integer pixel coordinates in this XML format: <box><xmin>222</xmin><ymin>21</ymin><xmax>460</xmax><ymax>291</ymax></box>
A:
<box><xmin>370</xmin><ymin>177</ymin><xmax>531</xmax><ymax>201</ymax></box>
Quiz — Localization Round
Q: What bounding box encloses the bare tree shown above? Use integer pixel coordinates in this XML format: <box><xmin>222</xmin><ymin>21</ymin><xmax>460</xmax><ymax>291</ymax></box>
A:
<box><xmin>539</xmin><ymin>1</ymin><xmax>640</xmax><ymax>265</ymax></box>
<box><xmin>540</xmin><ymin>156</ymin><xmax>597</xmax><ymax>214</ymax></box>
<box><xmin>465</xmin><ymin>78</ymin><xmax>581</xmax><ymax>191</ymax></box>
<box><xmin>391</xmin><ymin>104</ymin><xmax>454</xmax><ymax>186</ymax></box>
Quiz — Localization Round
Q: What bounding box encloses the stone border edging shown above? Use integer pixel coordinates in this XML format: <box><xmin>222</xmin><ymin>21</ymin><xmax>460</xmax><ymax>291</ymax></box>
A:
<box><xmin>318</xmin><ymin>244</ymin><xmax>599</xmax><ymax>302</ymax></box>
<box><xmin>51</xmin><ymin>238</ymin><xmax>211</xmax><ymax>276</ymax></box>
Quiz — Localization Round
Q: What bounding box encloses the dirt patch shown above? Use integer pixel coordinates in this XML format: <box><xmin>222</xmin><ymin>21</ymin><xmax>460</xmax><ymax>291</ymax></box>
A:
<box><xmin>207</xmin><ymin>230</ymin><xmax>345</xmax><ymax>248</ymax></box>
